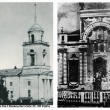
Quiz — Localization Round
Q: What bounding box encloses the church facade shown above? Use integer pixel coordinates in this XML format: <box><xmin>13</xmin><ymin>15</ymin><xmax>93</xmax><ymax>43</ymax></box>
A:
<box><xmin>0</xmin><ymin>5</ymin><xmax>53</xmax><ymax>104</ymax></box>
<box><xmin>58</xmin><ymin>3</ymin><xmax>110</xmax><ymax>106</ymax></box>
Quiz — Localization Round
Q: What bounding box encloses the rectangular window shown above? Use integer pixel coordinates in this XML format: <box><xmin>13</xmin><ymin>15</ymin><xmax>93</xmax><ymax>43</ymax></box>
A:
<box><xmin>10</xmin><ymin>82</ymin><xmax>13</xmax><ymax>86</ymax></box>
<box><xmin>94</xmin><ymin>43</ymin><xmax>98</xmax><ymax>52</ymax></box>
<box><xmin>28</xmin><ymin>90</ymin><xmax>31</xmax><ymax>97</ymax></box>
<box><xmin>28</xmin><ymin>81</ymin><xmax>31</xmax><ymax>86</ymax></box>
<box><xmin>10</xmin><ymin>91</ymin><xmax>13</xmax><ymax>98</ymax></box>
<box><xmin>100</xmin><ymin>43</ymin><xmax>104</xmax><ymax>52</ymax></box>
<box><xmin>68</xmin><ymin>35</ymin><xmax>80</xmax><ymax>42</ymax></box>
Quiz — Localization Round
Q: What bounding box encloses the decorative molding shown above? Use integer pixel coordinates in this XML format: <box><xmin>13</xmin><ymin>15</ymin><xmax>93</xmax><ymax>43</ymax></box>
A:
<box><xmin>83</xmin><ymin>22</ymin><xmax>110</xmax><ymax>41</ymax></box>
<box><xmin>58</xmin><ymin>48</ymin><xmax>67</xmax><ymax>53</ymax></box>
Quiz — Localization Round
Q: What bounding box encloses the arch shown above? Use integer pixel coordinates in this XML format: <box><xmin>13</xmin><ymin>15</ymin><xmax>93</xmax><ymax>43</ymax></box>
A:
<box><xmin>83</xmin><ymin>22</ymin><xmax>110</xmax><ymax>40</ymax></box>
<box><xmin>69</xmin><ymin>53</ymin><xmax>79</xmax><ymax>60</ymax></box>
<box><xmin>30</xmin><ymin>49</ymin><xmax>34</xmax><ymax>52</ymax></box>
<box><xmin>93</xmin><ymin>57</ymin><xmax>107</xmax><ymax>90</ymax></box>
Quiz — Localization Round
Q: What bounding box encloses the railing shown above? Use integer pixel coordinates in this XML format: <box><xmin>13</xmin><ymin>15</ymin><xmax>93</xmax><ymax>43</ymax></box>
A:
<box><xmin>58</xmin><ymin>90</ymin><xmax>110</xmax><ymax>105</ymax></box>
<box><xmin>23</xmin><ymin>40</ymin><xmax>49</xmax><ymax>46</ymax></box>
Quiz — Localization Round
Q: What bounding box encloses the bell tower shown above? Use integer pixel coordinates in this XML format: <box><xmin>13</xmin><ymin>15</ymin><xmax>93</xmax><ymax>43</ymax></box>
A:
<box><xmin>22</xmin><ymin>4</ymin><xmax>50</xmax><ymax>74</ymax></box>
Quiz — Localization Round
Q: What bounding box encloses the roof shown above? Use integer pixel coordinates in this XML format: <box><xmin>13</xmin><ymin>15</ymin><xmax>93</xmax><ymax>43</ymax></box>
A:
<box><xmin>0</xmin><ymin>69</ymin><xmax>22</xmax><ymax>76</ymax></box>
<box><xmin>0</xmin><ymin>68</ymin><xmax>53</xmax><ymax>76</ymax></box>
<box><xmin>58</xmin><ymin>30</ymin><xmax>80</xmax><ymax>35</ymax></box>
<box><xmin>41</xmin><ymin>71</ymin><xmax>53</xmax><ymax>76</ymax></box>
<box><xmin>21</xmin><ymin>68</ymin><xmax>42</xmax><ymax>75</ymax></box>
<box><xmin>28</xmin><ymin>23</ymin><xmax>44</xmax><ymax>33</ymax></box>
<box><xmin>21</xmin><ymin>68</ymin><xmax>52</xmax><ymax>76</ymax></box>
<box><xmin>68</xmin><ymin>30</ymin><xmax>80</xmax><ymax>35</ymax></box>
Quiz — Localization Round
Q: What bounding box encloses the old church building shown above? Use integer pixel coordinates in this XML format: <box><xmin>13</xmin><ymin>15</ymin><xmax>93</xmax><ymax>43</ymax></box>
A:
<box><xmin>58</xmin><ymin>3</ymin><xmax>110</xmax><ymax>106</ymax></box>
<box><xmin>0</xmin><ymin>4</ymin><xmax>53</xmax><ymax>104</ymax></box>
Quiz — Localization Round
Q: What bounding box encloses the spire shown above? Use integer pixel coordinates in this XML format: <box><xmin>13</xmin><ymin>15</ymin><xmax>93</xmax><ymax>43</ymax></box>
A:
<box><xmin>28</xmin><ymin>3</ymin><xmax>44</xmax><ymax>33</ymax></box>
<box><xmin>34</xmin><ymin>3</ymin><xmax>37</xmax><ymax>23</ymax></box>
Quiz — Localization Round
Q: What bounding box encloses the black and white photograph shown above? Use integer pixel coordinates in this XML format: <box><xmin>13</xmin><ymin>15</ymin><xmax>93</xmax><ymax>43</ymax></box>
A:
<box><xmin>58</xmin><ymin>2</ymin><xmax>110</xmax><ymax>107</ymax></box>
<box><xmin>0</xmin><ymin>2</ymin><xmax>53</xmax><ymax>106</ymax></box>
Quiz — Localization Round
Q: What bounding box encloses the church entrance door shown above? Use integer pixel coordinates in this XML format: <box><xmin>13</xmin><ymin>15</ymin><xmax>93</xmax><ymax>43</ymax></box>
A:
<box><xmin>68</xmin><ymin>59</ymin><xmax>79</xmax><ymax>83</ymax></box>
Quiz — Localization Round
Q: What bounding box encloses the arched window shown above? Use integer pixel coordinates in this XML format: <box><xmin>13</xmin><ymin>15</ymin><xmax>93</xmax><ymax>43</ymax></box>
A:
<box><xmin>30</xmin><ymin>49</ymin><xmax>35</xmax><ymax>66</ymax></box>
<box><xmin>30</xmin><ymin>54</ymin><xmax>35</xmax><ymax>66</ymax></box>
<box><xmin>31</xmin><ymin>34</ymin><xmax>34</xmax><ymax>43</ymax></box>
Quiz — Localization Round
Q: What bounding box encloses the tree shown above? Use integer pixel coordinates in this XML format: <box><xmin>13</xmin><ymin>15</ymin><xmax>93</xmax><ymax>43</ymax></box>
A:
<box><xmin>0</xmin><ymin>77</ymin><xmax>10</xmax><ymax>104</ymax></box>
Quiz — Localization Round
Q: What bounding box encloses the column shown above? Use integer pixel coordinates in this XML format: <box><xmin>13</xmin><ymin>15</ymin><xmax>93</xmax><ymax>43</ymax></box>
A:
<box><xmin>84</xmin><ymin>53</ymin><xmax>87</xmax><ymax>82</ymax></box>
<box><xmin>80</xmin><ymin>18</ymin><xmax>84</xmax><ymax>40</ymax></box>
<box><xmin>62</xmin><ymin>51</ymin><xmax>64</xmax><ymax>83</ymax></box>
<box><xmin>46</xmin><ymin>79</ymin><xmax>48</xmax><ymax>101</ymax></box>
<box><xmin>104</xmin><ymin>41</ymin><xmax>106</xmax><ymax>53</ymax></box>
<box><xmin>93</xmin><ymin>43</ymin><xmax>95</xmax><ymax>52</ymax></box>
<box><xmin>82</xmin><ymin>52</ymin><xmax>84</xmax><ymax>84</ymax></box>
<box><xmin>47</xmin><ymin>79</ymin><xmax>49</xmax><ymax>102</ymax></box>
<box><xmin>107</xmin><ymin>57</ymin><xmax>109</xmax><ymax>82</ymax></box>
<box><xmin>63</xmin><ymin>50</ymin><xmax>67</xmax><ymax>84</ymax></box>
<box><xmin>48</xmin><ymin>79</ymin><xmax>52</xmax><ymax>100</ymax></box>
<box><xmin>79</xmin><ymin>53</ymin><xmax>82</xmax><ymax>84</ymax></box>
<box><xmin>44</xmin><ymin>79</ymin><xmax>46</xmax><ymax>101</ymax></box>
<box><xmin>100</xmin><ymin>92</ymin><xmax>103</xmax><ymax>103</ymax></box>
<box><xmin>51</xmin><ymin>79</ymin><xmax>53</xmax><ymax>99</ymax></box>
<box><xmin>81</xmin><ymin>92</ymin><xmax>84</xmax><ymax>102</ymax></box>
<box><xmin>58</xmin><ymin>51</ymin><xmax>63</xmax><ymax>84</ymax></box>
<box><xmin>58</xmin><ymin>48</ymin><xmax>67</xmax><ymax>84</ymax></box>
<box><xmin>98</xmin><ymin>43</ymin><xmax>100</xmax><ymax>52</ymax></box>
<box><xmin>79</xmin><ymin>47</ymin><xmax>87</xmax><ymax>84</ymax></box>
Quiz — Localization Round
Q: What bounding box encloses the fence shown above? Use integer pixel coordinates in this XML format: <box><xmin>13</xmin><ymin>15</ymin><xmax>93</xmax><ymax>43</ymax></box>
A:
<box><xmin>58</xmin><ymin>89</ymin><xmax>110</xmax><ymax>105</ymax></box>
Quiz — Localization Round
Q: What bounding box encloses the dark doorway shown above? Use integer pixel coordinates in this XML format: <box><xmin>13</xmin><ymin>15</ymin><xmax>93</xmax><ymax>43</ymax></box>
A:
<box><xmin>93</xmin><ymin>57</ymin><xmax>107</xmax><ymax>78</ymax></box>
<box><xmin>68</xmin><ymin>59</ymin><xmax>79</xmax><ymax>83</ymax></box>
<box><xmin>93</xmin><ymin>57</ymin><xmax>107</xmax><ymax>90</ymax></box>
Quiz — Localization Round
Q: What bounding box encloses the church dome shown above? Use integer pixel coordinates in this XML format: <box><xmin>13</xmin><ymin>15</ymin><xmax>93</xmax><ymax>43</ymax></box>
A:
<box><xmin>28</xmin><ymin>23</ymin><xmax>44</xmax><ymax>33</ymax></box>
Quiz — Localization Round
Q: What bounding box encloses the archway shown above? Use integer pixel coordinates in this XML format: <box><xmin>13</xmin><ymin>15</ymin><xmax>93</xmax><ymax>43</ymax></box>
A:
<box><xmin>83</xmin><ymin>22</ymin><xmax>110</xmax><ymax>41</ymax></box>
<box><xmin>93</xmin><ymin>57</ymin><xmax>107</xmax><ymax>90</ymax></box>
<box><xmin>68</xmin><ymin>54</ymin><xmax>79</xmax><ymax>83</ymax></box>
<box><xmin>93</xmin><ymin>57</ymin><xmax>107</xmax><ymax>77</ymax></box>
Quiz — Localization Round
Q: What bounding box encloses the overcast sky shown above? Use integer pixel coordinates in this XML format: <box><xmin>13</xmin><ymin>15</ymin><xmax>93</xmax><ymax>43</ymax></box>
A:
<box><xmin>0</xmin><ymin>3</ymin><xmax>53</xmax><ymax>70</ymax></box>
<box><xmin>58</xmin><ymin>3</ymin><xmax>80</xmax><ymax>32</ymax></box>
<box><xmin>58</xmin><ymin>3</ymin><xmax>110</xmax><ymax>33</ymax></box>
